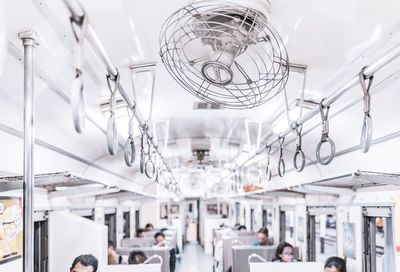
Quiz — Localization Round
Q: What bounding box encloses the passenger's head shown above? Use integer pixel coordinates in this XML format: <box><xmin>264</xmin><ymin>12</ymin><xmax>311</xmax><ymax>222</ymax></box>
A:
<box><xmin>154</xmin><ymin>232</ymin><xmax>166</xmax><ymax>245</ymax></box>
<box><xmin>145</xmin><ymin>223</ymin><xmax>154</xmax><ymax>232</ymax></box>
<box><xmin>257</xmin><ymin>227</ymin><xmax>269</xmax><ymax>245</ymax></box>
<box><xmin>70</xmin><ymin>254</ymin><xmax>98</xmax><ymax>272</ymax></box>
<box><xmin>324</xmin><ymin>256</ymin><xmax>347</xmax><ymax>272</ymax></box>
<box><xmin>135</xmin><ymin>228</ymin><xmax>145</xmax><ymax>238</ymax></box>
<box><xmin>128</xmin><ymin>250</ymin><xmax>147</xmax><ymax>264</ymax></box>
<box><xmin>238</xmin><ymin>225</ymin><xmax>247</xmax><ymax>231</ymax></box>
<box><xmin>274</xmin><ymin>242</ymin><xmax>295</xmax><ymax>262</ymax></box>
<box><xmin>108</xmin><ymin>240</ymin><xmax>115</xmax><ymax>250</ymax></box>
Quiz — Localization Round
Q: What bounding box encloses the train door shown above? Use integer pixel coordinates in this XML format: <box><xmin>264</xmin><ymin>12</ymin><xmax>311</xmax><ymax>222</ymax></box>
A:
<box><xmin>363</xmin><ymin>206</ymin><xmax>394</xmax><ymax>272</ymax></box>
<box><xmin>262</xmin><ymin>205</ymin><xmax>273</xmax><ymax>235</ymax></box>
<box><xmin>185</xmin><ymin>199</ymin><xmax>199</xmax><ymax>242</ymax></box>
<box><xmin>104</xmin><ymin>208</ymin><xmax>117</xmax><ymax>245</ymax></box>
<box><xmin>307</xmin><ymin>206</ymin><xmax>337</xmax><ymax>261</ymax></box>
<box><xmin>279</xmin><ymin>206</ymin><xmax>295</xmax><ymax>244</ymax></box>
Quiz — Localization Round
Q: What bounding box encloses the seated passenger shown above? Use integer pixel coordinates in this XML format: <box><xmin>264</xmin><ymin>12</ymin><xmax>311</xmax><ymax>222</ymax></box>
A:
<box><xmin>107</xmin><ymin>241</ymin><xmax>121</xmax><ymax>265</ymax></box>
<box><xmin>272</xmin><ymin>242</ymin><xmax>295</xmax><ymax>262</ymax></box>
<box><xmin>128</xmin><ymin>250</ymin><xmax>147</xmax><ymax>264</ymax></box>
<box><xmin>145</xmin><ymin>223</ymin><xmax>154</xmax><ymax>232</ymax></box>
<box><xmin>135</xmin><ymin>228</ymin><xmax>145</xmax><ymax>238</ymax></box>
<box><xmin>324</xmin><ymin>256</ymin><xmax>347</xmax><ymax>272</ymax></box>
<box><xmin>251</xmin><ymin>227</ymin><xmax>270</xmax><ymax>246</ymax></box>
<box><xmin>154</xmin><ymin>232</ymin><xmax>167</xmax><ymax>247</ymax></box>
<box><xmin>153</xmin><ymin>232</ymin><xmax>176</xmax><ymax>272</ymax></box>
<box><xmin>70</xmin><ymin>254</ymin><xmax>98</xmax><ymax>272</ymax></box>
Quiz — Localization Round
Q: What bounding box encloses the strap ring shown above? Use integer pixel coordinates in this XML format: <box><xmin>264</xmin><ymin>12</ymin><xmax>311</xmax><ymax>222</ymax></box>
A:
<box><xmin>107</xmin><ymin>112</ymin><xmax>118</xmax><ymax>155</ymax></box>
<box><xmin>360</xmin><ymin>114</ymin><xmax>373</xmax><ymax>153</ymax></box>
<box><xmin>316</xmin><ymin>137</ymin><xmax>336</xmax><ymax>165</ymax></box>
<box><xmin>293</xmin><ymin>149</ymin><xmax>306</xmax><ymax>172</ymax></box>
<box><xmin>278</xmin><ymin>158</ymin><xmax>285</xmax><ymax>177</ymax></box>
<box><xmin>145</xmin><ymin>159</ymin><xmax>156</xmax><ymax>179</ymax></box>
<box><xmin>70</xmin><ymin>75</ymin><xmax>86</xmax><ymax>133</ymax></box>
<box><xmin>124</xmin><ymin>136</ymin><xmax>136</xmax><ymax>167</ymax></box>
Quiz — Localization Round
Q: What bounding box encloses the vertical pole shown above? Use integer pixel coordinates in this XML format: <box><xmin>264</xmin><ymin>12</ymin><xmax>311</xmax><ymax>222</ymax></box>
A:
<box><xmin>18</xmin><ymin>30</ymin><xmax>39</xmax><ymax>272</ymax></box>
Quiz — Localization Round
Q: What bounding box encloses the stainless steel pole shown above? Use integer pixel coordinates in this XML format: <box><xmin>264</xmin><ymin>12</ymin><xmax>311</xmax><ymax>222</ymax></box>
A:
<box><xmin>19</xmin><ymin>30</ymin><xmax>38</xmax><ymax>272</ymax></box>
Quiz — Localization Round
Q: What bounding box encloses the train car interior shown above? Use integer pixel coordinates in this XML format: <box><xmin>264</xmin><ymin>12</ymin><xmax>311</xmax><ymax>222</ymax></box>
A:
<box><xmin>1</xmin><ymin>0</ymin><xmax>400</xmax><ymax>271</ymax></box>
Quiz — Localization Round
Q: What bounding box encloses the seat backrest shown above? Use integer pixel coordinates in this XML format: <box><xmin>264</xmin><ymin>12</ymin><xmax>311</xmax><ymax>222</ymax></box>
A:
<box><xmin>232</xmin><ymin>246</ymin><xmax>276</xmax><ymax>272</ymax></box>
<box><xmin>249</xmin><ymin>262</ymin><xmax>324</xmax><ymax>272</ymax></box>
<box><xmin>232</xmin><ymin>245</ymin><xmax>300</xmax><ymax>272</ymax></box>
<box><xmin>98</xmin><ymin>263</ymin><xmax>162</xmax><ymax>272</ymax></box>
<box><xmin>121</xmin><ymin>238</ymin><xmax>154</xmax><ymax>247</ymax></box>
<box><xmin>116</xmin><ymin>247</ymin><xmax>170</xmax><ymax>272</ymax></box>
<box><xmin>223</xmin><ymin>236</ymin><xmax>258</xmax><ymax>272</ymax></box>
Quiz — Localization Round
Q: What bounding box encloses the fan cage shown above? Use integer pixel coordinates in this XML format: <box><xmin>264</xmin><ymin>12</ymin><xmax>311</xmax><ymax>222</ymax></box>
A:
<box><xmin>160</xmin><ymin>1</ymin><xmax>289</xmax><ymax>109</ymax></box>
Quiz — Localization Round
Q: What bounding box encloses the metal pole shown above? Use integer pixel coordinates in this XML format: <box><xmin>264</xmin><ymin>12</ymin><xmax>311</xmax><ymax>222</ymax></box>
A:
<box><xmin>19</xmin><ymin>30</ymin><xmax>38</xmax><ymax>272</ymax></box>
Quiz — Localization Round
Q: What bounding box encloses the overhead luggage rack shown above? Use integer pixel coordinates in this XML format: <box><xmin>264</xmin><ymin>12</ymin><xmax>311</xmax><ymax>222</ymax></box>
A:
<box><xmin>95</xmin><ymin>190</ymin><xmax>146</xmax><ymax>201</ymax></box>
<box><xmin>236</xmin><ymin>170</ymin><xmax>400</xmax><ymax>198</ymax></box>
<box><xmin>0</xmin><ymin>171</ymin><xmax>97</xmax><ymax>191</ymax></box>
<box><xmin>308</xmin><ymin>170</ymin><xmax>400</xmax><ymax>190</ymax></box>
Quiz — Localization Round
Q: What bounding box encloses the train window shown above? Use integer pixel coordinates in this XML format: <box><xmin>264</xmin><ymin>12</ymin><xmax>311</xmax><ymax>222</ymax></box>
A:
<box><xmin>135</xmin><ymin>210</ymin><xmax>140</xmax><ymax>230</ymax></box>
<box><xmin>307</xmin><ymin>206</ymin><xmax>337</xmax><ymax>261</ymax></box>
<box><xmin>104</xmin><ymin>209</ymin><xmax>117</xmax><ymax>245</ymax></box>
<box><xmin>262</xmin><ymin>206</ymin><xmax>273</xmax><ymax>231</ymax></box>
<box><xmin>72</xmin><ymin>209</ymin><xmax>94</xmax><ymax>220</ymax></box>
<box><xmin>123</xmin><ymin>211</ymin><xmax>130</xmax><ymax>238</ymax></box>
<box><xmin>82</xmin><ymin>214</ymin><xmax>94</xmax><ymax>221</ymax></box>
<box><xmin>279</xmin><ymin>210</ymin><xmax>286</xmax><ymax>243</ymax></box>
<box><xmin>235</xmin><ymin>202</ymin><xmax>240</xmax><ymax>225</ymax></box>
<box><xmin>363</xmin><ymin>206</ymin><xmax>394</xmax><ymax>272</ymax></box>
<box><xmin>307</xmin><ymin>213</ymin><xmax>316</xmax><ymax>261</ymax></box>
<box><xmin>250</xmin><ymin>208</ymin><xmax>255</xmax><ymax>231</ymax></box>
<box><xmin>34</xmin><ymin>212</ymin><xmax>48</xmax><ymax>272</ymax></box>
<box><xmin>279</xmin><ymin>207</ymin><xmax>295</xmax><ymax>244</ymax></box>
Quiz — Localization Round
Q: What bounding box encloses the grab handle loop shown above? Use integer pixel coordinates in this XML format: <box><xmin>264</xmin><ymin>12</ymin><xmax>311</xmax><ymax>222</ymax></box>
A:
<box><xmin>265</xmin><ymin>145</ymin><xmax>272</xmax><ymax>181</ymax></box>
<box><xmin>293</xmin><ymin>124</ymin><xmax>305</xmax><ymax>172</ymax></box>
<box><xmin>278</xmin><ymin>137</ymin><xmax>285</xmax><ymax>177</ymax></box>
<box><xmin>124</xmin><ymin>109</ymin><xmax>136</xmax><ymax>167</ymax></box>
<box><xmin>70</xmin><ymin>14</ymin><xmax>89</xmax><ymax>133</ymax></box>
<box><xmin>316</xmin><ymin>99</ymin><xmax>335</xmax><ymax>165</ymax></box>
<box><xmin>145</xmin><ymin>159</ymin><xmax>157</xmax><ymax>180</ymax></box>
<box><xmin>70</xmin><ymin>76</ymin><xmax>86</xmax><ymax>133</ymax></box>
<box><xmin>359</xmin><ymin>67</ymin><xmax>374</xmax><ymax>153</ymax></box>
<box><xmin>106</xmin><ymin>70</ymin><xmax>121</xmax><ymax>155</ymax></box>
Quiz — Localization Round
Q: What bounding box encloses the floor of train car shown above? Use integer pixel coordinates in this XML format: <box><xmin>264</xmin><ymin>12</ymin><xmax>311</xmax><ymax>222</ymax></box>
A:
<box><xmin>176</xmin><ymin>242</ymin><xmax>213</xmax><ymax>272</ymax></box>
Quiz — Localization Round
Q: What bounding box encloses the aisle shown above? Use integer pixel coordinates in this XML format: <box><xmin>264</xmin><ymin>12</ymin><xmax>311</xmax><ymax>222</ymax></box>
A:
<box><xmin>176</xmin><ymin>242</ymin><xmax>213</xmax><ymax>272</ymax></box>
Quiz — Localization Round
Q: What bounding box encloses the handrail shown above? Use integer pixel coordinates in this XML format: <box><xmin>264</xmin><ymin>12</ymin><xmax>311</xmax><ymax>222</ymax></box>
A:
<box><xmin>248</xmin><ymin>253</ymin><xmax>267</xmax><ymax>263</ymax></box>
<box><xmin>62</xmin><ymin>0</ymin><xmax>179</xmax><ymax>193</ymax></box>
<box><xmin>220</xmin><ymin>41</ymin><xmax>400</xmax><ymax>185</ymax></box>
<box><xmin>144</xmin><ymin>254</ymin><xmax>163</xmax><ymax>265</ymax></box>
